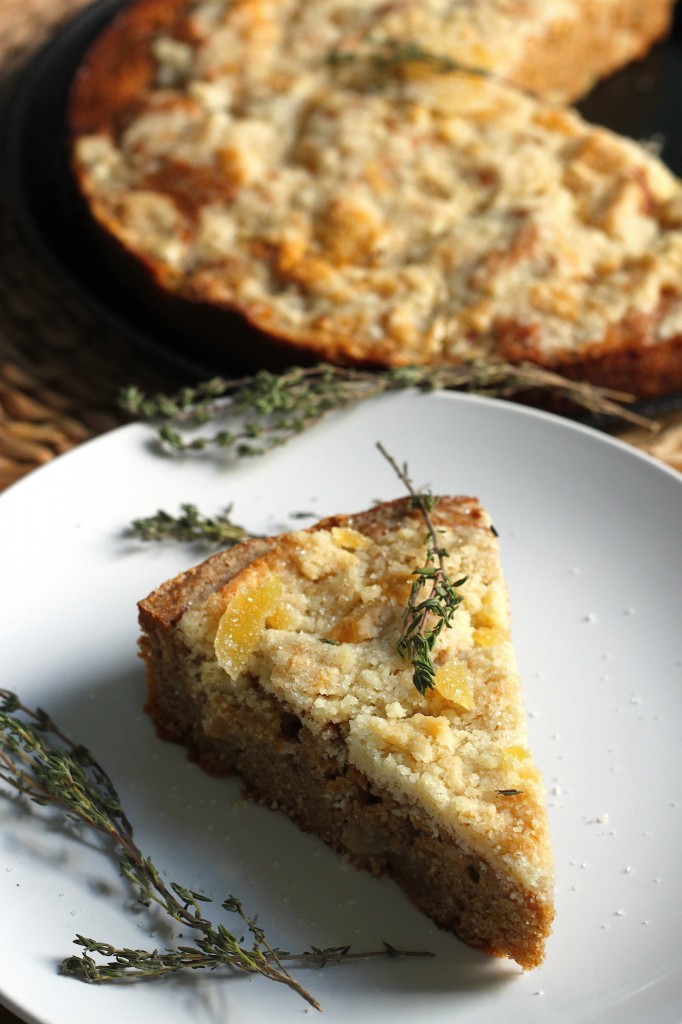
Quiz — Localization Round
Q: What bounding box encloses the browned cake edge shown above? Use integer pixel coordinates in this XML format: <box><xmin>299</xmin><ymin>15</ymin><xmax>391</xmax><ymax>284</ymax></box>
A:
<box><xmin>138</xmin><ymin>499</ymin><xmax>554</xmax><ymax>971</ymax></box>
<box><xmin>496</xmin><ymin>308</ymin><xmax>682</xmax><ymax>401</ymax></box>
<box><xmin>505</xmin><ymin>0</ymin><xmax>674</xmax><ymax>101</ymax></box>
<box><xmin>65</xmin><ymin>171</ymin><xmax>682</xmax><ymax>396</ymax></box>
<box><xmin>68</xmin><ymin>0</ymin><xmax>676</xmax><ymax>126</ymax></box>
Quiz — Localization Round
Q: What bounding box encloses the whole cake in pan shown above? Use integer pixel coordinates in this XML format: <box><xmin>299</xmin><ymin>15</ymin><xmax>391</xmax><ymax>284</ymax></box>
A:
<box><xmin>138</xmin><ymin>495</ymin><xmax>555</xmax><ymax>970</ymax></box>
<box><xmin>69</xmin><ymin>0</ymin><xmax>682</xmax><ymax>396</ymax></box>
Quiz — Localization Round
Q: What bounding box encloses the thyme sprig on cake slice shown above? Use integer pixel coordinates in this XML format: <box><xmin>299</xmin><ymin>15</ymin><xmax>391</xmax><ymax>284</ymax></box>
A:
<box><xmin>0</xmin><ymin>690</ymin><xmax>432</xmax><ymax>1009</ymax></box>
<box><xmin>377</xmin><ymin>444</ymin><xmax>468</xmax><ymax>696</ymax></box>
<box><xmin>120</xmin><ymin>360</ymin><xmax>653</xmax><ymax>460</ymax></box>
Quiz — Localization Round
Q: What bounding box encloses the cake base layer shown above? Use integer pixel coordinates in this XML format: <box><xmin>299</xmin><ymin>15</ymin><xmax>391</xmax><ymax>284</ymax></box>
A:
<box><xmin>144</xmin><ymin>640</ymin><xmax>552</xmax><ymax>970</ymax></box>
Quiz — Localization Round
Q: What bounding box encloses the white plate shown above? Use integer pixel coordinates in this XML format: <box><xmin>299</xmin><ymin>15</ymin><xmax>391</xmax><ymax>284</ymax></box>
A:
<box><xmin>1</xmin><ymin>391</ymin><xmax>681</xmax><ymax>1024</ymax></box>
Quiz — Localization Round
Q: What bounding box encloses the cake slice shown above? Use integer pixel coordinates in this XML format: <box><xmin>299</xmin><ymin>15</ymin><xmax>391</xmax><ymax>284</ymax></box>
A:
<box><xmin>138</xmin><ymin>496</ymin><xmax>554</xmax><ymax>969</ymax></box>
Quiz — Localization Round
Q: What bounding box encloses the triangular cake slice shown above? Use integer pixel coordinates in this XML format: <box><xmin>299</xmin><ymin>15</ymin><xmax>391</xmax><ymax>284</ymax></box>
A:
<box><xmin>138</xmin><ymin>496</ymin><xmax>554</xmax><ymax>968</ymax></box>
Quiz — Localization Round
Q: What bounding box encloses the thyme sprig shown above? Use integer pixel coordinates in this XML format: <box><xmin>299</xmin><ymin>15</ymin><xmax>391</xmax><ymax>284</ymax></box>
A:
<box><xmin>377</xmin><ymin>445</ymin><xmax>468</xmax><ymax>696</ymax></box>
<box><xmin>129</xmin><ymin>503</ymin><xmax>256</xmax><ymax>546</ymax></box>
<box><xmin>326</xmin><ymin>37</ymin><xmax>476</xmax><ymax>77</ymax></box>
<box><xmin>120</xmin><ymin>361</ymin><xmax>653</xmax><ymax>460</ymax></box>
<box><xmin>0</xmin><ymin>690</ymin><xmax>432</xmax><ymax>1008</ymax></box>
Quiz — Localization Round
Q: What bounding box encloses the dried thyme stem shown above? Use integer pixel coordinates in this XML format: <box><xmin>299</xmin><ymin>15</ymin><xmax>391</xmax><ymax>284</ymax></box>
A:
<box><xmin>326</xmin><ymin>37</ymin><xmax>480</xmax><ymax>76</ymax></box>
<box><xmin>376</xmin><ymin>444</ymin><xmax>468</xmax><ymax>695</ymax></box>
<box><xmin>120</xmin><ymin>360</ymin><xmax>654</xmax><ymax>461</ymax></box>
<box><xmin>129</xmin><ymin>503</ymin><xmax>257</xmax><ymax>546</ymax></box>
<box><xmin>0</xmin><ymin>690</ymin><xmax>432</xmax><ymax>1009</ymax></box>
<box><xmin>324</xmin><ymin>37</ymin><xmax>546</xmax><ymax>97</ymax></box>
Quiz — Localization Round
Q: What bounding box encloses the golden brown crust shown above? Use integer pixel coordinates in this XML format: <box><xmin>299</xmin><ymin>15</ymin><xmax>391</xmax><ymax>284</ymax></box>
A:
<box><xmin>69</xmin><ymin>0</ymin><xmax>187</xmax><ymax>137</ymax></box>
<box><xmin>138</xmin><ymin>535</ymin><xmax>274</xmax><ymax>630</ymax></box>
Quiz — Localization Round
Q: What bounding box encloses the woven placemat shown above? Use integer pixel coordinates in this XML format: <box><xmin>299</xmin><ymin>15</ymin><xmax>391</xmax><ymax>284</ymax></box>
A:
<box><xmin>0</xmin><ymin>0</ymin><xmax>681</xmax><ymax>497</ymax></box>
<box><xmin>0</xmin><ymin>208</ymin><xmax>182</xmax><ymax>489</ymax></box>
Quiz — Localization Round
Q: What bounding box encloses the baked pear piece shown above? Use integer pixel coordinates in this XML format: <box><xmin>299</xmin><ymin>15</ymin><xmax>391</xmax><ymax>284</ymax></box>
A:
<box><xmin>138</xmin><ymin>496</ymin><xmax>554</xmax><ymax>969</ymax></box>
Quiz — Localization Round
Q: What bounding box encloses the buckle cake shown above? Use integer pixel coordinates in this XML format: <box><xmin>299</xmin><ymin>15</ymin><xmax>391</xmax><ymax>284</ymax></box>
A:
<box><xmin>68</xmin><ymin>0</ymin><xmax>682</xmax><ymax>397</ymax></box>
<box><xmin>138</xmin><ymin>495</ymin><xmax>554</xmax><ymax>969</ymax></box>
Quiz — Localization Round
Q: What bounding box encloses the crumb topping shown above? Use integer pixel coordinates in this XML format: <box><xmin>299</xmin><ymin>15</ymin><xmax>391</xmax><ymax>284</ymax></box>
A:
<box><xmin>178</xmin><ymin>499</ymin><xmax>552</xmax><ymax>892</ymax></box>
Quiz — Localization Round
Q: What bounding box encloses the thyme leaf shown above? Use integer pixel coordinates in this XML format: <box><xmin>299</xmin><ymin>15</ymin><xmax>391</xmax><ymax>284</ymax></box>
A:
<box><xmin>325</xmin><ymin>37</ymin><xmax>478</xmax><ymax>76</ymax></box>
<box><xmin>377</xmin><ymin>444</ymin><xmax>467</xmax><ymax>696</ymax></box>
<box><xmin>120</xmin><ymin>361</ymin><xmax>653</xmax><ymax>461</ymax></box>
<box><xmin>0</xmin><ymin>690</ymin><xmax>432</xmax><ymax>1009</ymax></box>
<box><xmin>129</xmin><ymin>503</ymin><xmax>256</xmax><ymax>546</ymax></box>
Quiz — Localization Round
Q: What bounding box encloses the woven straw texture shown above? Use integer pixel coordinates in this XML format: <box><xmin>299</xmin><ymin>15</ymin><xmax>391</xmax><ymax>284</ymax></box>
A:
<box><xmin>0</xmin><ymin>0</ymin><xmax>184</xmax><ymax>494</ymax></box>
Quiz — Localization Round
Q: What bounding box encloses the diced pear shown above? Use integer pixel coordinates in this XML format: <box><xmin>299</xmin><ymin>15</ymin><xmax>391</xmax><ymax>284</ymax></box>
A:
<box><xmin>330</xmin><ymin>526</ymin><xmax>371</xmax><ymax>550</ymax></box>
<box><xmin>499</xmin><ymin>744</ymin><xmax>539</xmax><ymax>781</ymax></box>
<box><xmin>433</xmin><ymin>659</ymin><xmax>475</xmax><ymax>710</ymax></box>
<box><xmin>266</xmin><ymin>602</ymin><xmax>296</xmax><ymax>630</ymax></box>
<box><xmin>473</xmin><ymin>626</ymin><xmax>504</xmax><ymax>648</ymax></box>
<box><xmin>378</xmin><ymin>573</ymin><xmax>414</xmax><ymax>604</ymax></box>
<box><xmin>501</xmin><ymin>744</ymin><xmax>530</xmax><ymax>764</ymax></box>
<box><xmin>476</xmin><ymin>583</ymin><xmax>509</xmax><ymax>628</ymax></box>
<box><xmin>215</xmin><ymin>574</ymin><xmax>282</xmax><ymax>677</ymax></box>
